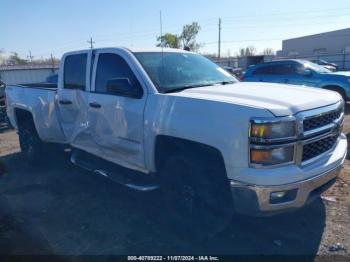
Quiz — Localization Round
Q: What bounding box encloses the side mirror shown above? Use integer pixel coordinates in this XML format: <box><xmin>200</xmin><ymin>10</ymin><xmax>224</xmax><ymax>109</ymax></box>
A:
<box><xmin>0</xmin><ymin>81</ymin><xmax>6</xmax><ymax>88</ymax></box>
<box><xmin>106</xmin><ymin>78</ymin><xmax>143</xmax><ymax>98</ymax></box>
<box><xmin>302</xmin><ymin>69</ymin><xmax>312</xmax><ymax>76</ymax></box>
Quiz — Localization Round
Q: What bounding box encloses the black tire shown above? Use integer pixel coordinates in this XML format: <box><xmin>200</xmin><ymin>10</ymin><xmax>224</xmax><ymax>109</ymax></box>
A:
<box><xmin>159</xmin><ymin>151</ymin><xmax>234</xmax><ymax>238</ymax></box>
<box><xmin>18</xmin><ymin>122</ymin><xmax>46</xmax><ymax>164</ymax></box>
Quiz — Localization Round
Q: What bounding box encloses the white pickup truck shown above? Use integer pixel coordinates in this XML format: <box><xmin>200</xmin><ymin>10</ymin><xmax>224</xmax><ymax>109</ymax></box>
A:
<box><xmin>5</xmin><ymin>48</ymin><xmax>347</xmax><ymax>235</ymax></box>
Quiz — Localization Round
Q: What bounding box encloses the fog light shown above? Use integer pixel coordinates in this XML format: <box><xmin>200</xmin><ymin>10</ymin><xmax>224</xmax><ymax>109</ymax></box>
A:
<box><xmin>271</xmin><ymin>191</ymin><xmax>286</xmax><ymax>199</ymax></box>
<box><xmin>270</xmin><ymin>189</ymin><xmax>298</xmax><ymax>204</ymax></box>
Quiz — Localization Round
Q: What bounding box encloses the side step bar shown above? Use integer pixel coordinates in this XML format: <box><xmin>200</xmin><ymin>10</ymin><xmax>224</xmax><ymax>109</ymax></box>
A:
<box><xmin>70</xmin><ymin>149</ymin><xmax>160</xmax><ymax>192</ymax></box>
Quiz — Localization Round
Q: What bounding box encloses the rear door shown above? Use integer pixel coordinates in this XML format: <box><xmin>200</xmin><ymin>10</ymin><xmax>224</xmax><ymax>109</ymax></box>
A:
<box><xmin>88</xmin><ymin>49</ymin><xmax>147</xmax><ymax>170</ymax></box>
<box><xmin>259</xmin><ymin>63</ymin><xmax>298</xmax><ymax>85</ymax></box>
<box><xmin>56</xmin><ymin>51</ymin><xmax>96</xmax><ymax>153</ymax></box>
<box><xmin>251</xmin><ymin>64</ymin><xmax>285</xmax><ymax>83</ymax></box>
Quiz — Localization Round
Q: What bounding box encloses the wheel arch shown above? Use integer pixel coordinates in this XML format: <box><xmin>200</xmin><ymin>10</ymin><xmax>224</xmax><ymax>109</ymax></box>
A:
<box><xmin>154</xmin><ymin>135</ymin><xmax>227</xmax><ymax>176</ymax></box>
<box><xmin>321</xmin><ymin>85</ymin><xmax>347</xmax><ymax>100</ymax></box>
<box><xmin>13</xmin><ymin>107</ymin><xmax>36</xmax><ymax>130</ymax></box>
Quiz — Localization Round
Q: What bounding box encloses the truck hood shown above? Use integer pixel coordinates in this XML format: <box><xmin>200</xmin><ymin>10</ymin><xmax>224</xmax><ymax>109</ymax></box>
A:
<box><xmin>328</xmin><ymin>71</ymin><xmax>350</xmax><ymax>77</ymax></box>
<box><xmin>168</xmin><ymin>82</ymin><xmax>341</xmax><ymax>117</ymax></box>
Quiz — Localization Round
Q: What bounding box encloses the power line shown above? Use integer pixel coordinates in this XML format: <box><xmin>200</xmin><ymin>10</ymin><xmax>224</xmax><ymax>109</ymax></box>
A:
<box><xmin>221</xmin><ymin>6</ymin><xmax>350</xmax><ymax>21</ymax></box>
<box><xmin>29</xmin><ymin>7</ymin><xmax>350</xmax><ymax>59</ymax></box>
<box><xmin>36</xmin><ymin>10</ymin><xmax>349</xmax><ymax>54</ymax></box>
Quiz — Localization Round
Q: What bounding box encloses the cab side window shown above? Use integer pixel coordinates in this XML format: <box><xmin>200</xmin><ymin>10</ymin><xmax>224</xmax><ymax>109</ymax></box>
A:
<box><xmin>277</xmin><ymin>64</ymin><xmax>297</xmax><ymax>75</ymax></box>
<box><xmin>64</xmin><ymin>54</ymin><xmax>87</xmax><ymax>90</ymax></box>
<box><xmin>95</xmin><ymin>53</ymin><xmax>143</xmax><ymax>98</ymax></box>
<box><xmin>253</xmin><ymin>64</ymin><xmax>298</xmax><ymax>75</ymax></box>
<box><xmin>253</xmin><ymin>66</ymin><xmax>271</xmax><ymax>75</ymax></box>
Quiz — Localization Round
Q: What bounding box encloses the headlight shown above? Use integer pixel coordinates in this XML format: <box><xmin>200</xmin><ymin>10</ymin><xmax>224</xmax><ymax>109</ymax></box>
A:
<box><xmin>249</xmin><ymin>118</ymin><xmax>296</xmax><ymax>167</ymax></box>
<box><xmin>250</xmin><ymin>146</ymin><xmax>294</xmax><ymax>166</ymax></box>
<box><xmin>250</xmin><ymin>119</ymin><xmax>296</xmax><ymax>141</ymax></box>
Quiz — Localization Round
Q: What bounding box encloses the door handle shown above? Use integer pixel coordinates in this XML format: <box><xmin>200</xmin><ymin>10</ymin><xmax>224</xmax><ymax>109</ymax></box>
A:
<box><xmin>59</xmin><ymin>99</ymin><xmax>72</xmax><ymax>105</ymax></box>
<box><xmin>89</xmin><ymin>102</ymin><xmax>102</xmax><ymax>109</ymax></box>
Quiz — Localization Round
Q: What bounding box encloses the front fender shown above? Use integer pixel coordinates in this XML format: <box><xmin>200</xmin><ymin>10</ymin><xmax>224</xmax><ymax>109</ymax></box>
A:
<box><xmin>143</xmin><ymin>94</ymin><xmax>273</xmax><ymax>178</ymax></box>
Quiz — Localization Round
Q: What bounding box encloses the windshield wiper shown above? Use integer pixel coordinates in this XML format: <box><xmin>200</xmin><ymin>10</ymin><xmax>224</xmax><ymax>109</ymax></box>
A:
<box><xmin>215</xmin><ymin>80</ymin><xmax>236</xmax><ymax>85</ymax></box>
<box><xmin>163</xmin><ymin>83</ymin><xmax>214</xmax><ymax>93</ymax></box>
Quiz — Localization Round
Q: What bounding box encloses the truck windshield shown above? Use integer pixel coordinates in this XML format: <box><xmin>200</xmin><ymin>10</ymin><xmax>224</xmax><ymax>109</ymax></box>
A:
<box><xmin>134</xmin><ymin>52</ymin><xmax>237</xmax><ymax>93</ymax></box>
<box><xmin>303</xmin><ymin>61</ymin><xmax>331</xmax><ymax>73</ymax></box>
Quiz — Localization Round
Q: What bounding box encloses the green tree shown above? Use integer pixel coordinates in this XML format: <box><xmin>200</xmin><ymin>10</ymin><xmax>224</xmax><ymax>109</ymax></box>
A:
<box><xmin>157</xmin><ymin>33</ymin><xmax>181</xmax><ymax>48</ymax></box>
<box><xmin>237</xmin><ymin>46</ymin><xmax>256</xmax><ymax>57</ymax></box>
<box><xmin>180</xmin><ymin>22</ymin><xmax>201</xmax><ymax>51</ymax></box>
<box><xmin>262</xmin><ymin>48</ymin><xmax>275</xmax><ymax>55</ymax></box>
<box><xmin>0</xmin><ymin>49</ymin><xmax>4</xmax><ymax>64</ymax></box>
<box><xmin>9</xmin><ymin>52</ymin><xmax>28</xmax><ymax>65</ymax></box>
<box><xmin>157</xmin><ymin>22</ymin><xmax>202</xmax><ymax>51</ymax></box>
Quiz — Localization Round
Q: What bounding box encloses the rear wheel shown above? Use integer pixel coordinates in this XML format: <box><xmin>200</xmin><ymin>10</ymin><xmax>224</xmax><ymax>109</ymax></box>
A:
<box><xmin>18</xmin><ymin>123</ymin><xmax>45</xmax><ymax>164</ymax></box>
<box><xmin>159</xmin><ymin>152</ymin><xmax>234</xmax><ymax>238</ymax></box>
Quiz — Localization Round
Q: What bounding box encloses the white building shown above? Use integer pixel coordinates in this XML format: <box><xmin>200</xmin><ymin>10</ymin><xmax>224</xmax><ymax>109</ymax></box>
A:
<box><xmin>0</xmin><ymin>64</ymin><xmax>58</xmax><ymax>85</ymax></box>
<box><xmin>281</xmin><ymin>28</ymin><xmax>350</xmax><ymax>57</ymax></box>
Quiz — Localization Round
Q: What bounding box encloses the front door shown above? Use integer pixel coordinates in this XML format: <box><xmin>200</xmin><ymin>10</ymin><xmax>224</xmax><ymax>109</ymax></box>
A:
<box><xmin>286</xmin><ymin>64</ymin><xmax>319</xmax><ymax>87</ymax></box>
<box><xmin>88</xmin><ymin>50</ymin><xmax>147</xmax><ymax>171</ymax></box>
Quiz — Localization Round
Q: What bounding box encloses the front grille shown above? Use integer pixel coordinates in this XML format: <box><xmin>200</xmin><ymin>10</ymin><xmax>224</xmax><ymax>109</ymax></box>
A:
<box><xmin>303</xmin><ymin>109</ymin><xmax>342</xmax><ymax>132</ymax></box>
<box><xmin>302</xmin><ymin>135</ymin><xmax>338</xmax><ymax>162</ymax></box>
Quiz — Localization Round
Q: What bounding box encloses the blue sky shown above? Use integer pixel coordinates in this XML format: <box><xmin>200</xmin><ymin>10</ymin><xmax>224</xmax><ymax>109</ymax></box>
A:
<box><xmin>1</xmin><ymin>0</ymin><xmax>350</xmax><ymax>59</ymax></box>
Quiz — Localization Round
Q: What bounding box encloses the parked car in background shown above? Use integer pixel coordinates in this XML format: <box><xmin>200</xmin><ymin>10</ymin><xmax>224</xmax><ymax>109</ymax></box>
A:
<box><xmin>223</xmin><ymin>66</ymin><xmax>244</xmax><ymax>79</ymax></box>
<box><xmin>0</xmin><ymin>80</ymin><xmax>5</xmax><ymax>99</ymax></box>
<box><xmin>310</xmin><ymin>59</ymin><xmax>338</xmax><ymax>72</ymax></box>
<box><xmin>243</xmin><ymin>59</ymin><xmax>350</xmax><ymax>101</ymax></box>
<box><xmin>0</xmin><ymin>81</ymin><xmax>7</xmax><ymax>123</ymax></box>
<box><xmin>46</xmin><ymin>73</ymin><xmax>58</xmax><ymax>84</ymax></box>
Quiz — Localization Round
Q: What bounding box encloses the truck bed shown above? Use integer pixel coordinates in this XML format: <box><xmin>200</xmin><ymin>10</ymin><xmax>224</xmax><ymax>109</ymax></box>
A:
<box><xmin>17</xmin><ymin>82</ymin><xmax>57</xmax><ymax>90</ymax></box>
<box><xmin>5</xmin><ymin>84</ymin><xmax>66</xmax><ymax>143</ymax></box>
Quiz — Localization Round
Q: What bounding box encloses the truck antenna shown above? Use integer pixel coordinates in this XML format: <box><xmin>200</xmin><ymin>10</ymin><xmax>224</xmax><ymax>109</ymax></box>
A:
<box><xmin>160</xmin><ymin>11</ymin><xmax>165</xmax><ymax>78</ymax></box>
<box><xmin>159</xmin><ymin>11</ymin><xmax>163</xmax><ymax>47</ymax></box>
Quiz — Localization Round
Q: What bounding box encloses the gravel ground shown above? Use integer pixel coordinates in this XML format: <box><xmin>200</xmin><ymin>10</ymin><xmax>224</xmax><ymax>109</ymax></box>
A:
<box><xmin>0</xmin><ymin>109</ymin><xmax>349</xmax><ymax>256</ymax></box>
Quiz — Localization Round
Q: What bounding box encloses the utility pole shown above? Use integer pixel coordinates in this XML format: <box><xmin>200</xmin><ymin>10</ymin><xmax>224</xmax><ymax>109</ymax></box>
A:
<box><xmin>87</xmin><ymin>37</ymin><xmax>95</xmax><ymax>49</ymax></box>
<box><xmin>218</xmin><ymin>18</ymin><xmax>222</xmax><ymax>59</ymax></box>
<box><xmin>27</xmin><ymin>50</ymin><xmax>34</xmax><ymax>63</ymax></box>
<box><xmin>50</xmin><ymin>53</ymin><xmax>55</xmax><ymax>73</ymax></box>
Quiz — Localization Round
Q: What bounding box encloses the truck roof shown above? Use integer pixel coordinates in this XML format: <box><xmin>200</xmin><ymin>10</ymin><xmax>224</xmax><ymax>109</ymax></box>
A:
<box><xmin>258</xmin><ymin>59</ymin><xmax>309</xmax><ymax>65</ymax></box>
<box><xmin>64</xmin><ymin>47</ymin><xmax>192</xmax><ymax>56</ymax></box>
<box><xmin>129</xmin><ymin>47</ymin><xmax>192</xmax><ymax>53</ymax></box>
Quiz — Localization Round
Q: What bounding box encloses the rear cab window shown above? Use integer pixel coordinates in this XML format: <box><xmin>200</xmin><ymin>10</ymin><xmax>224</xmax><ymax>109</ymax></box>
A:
<box><xmin>64</xmin><ymin>54</ymin><xmax>88</xmax><ymax>90</ymax></box>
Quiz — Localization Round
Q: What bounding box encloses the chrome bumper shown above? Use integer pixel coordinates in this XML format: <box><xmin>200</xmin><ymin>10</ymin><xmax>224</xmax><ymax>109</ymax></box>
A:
<box><xmin>230</xmin><ymin>164</ymin><xmax>343</xmax><ymax>215</ymax></box>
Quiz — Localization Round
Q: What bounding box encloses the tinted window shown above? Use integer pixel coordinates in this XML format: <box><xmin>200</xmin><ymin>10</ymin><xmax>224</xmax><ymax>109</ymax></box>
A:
<box><xmin>253</xmin><ymin>66</ymin><xmax>272</xmax><ymax>75</ymax></box>
<box><xmin>276</xmin><ymin>64</ymin><xmax>297</xmax><ymax>75</ymax></box>
<box><xmin>64</xmin><ymin>54</ymin><xmax>87</xmax><ymax>90</ymax></box>
<box><xmin>95</xmin><ymin>53</ymin><xmax>141</xmax><ymax>95</ymax></box>
<box><xmin>253</xmin><ymin>63</ymin><xmax>297</xmax><ymax>75</ymax></box>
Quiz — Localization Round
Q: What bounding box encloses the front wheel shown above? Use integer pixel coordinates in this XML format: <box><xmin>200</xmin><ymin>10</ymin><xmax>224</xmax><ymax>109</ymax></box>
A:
<box><xmin>160</xmin><ymin>153</ymin><xmax>234</xmax><ymax>238</ymax></box>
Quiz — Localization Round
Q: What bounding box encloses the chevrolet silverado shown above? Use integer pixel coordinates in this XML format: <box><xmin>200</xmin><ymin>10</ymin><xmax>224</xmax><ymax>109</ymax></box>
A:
<box><xmin>5</xmin><ymin>48</ymin><xmax>347</xmax><ymax>236</ymax></box>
